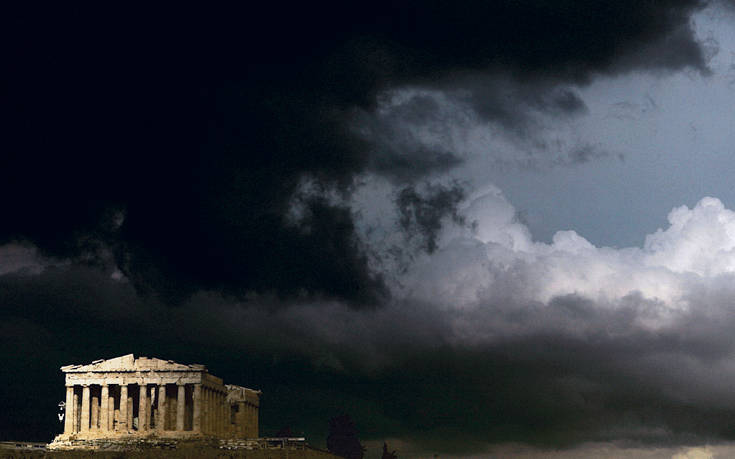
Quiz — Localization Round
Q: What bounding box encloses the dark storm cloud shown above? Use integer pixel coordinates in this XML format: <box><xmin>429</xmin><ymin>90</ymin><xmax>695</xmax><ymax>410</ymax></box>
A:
<box><xmin>239</xmin><ymin>291</ymin><xmax>735</xmax><ymax>452</ymax></box>
<box><xmin>566</xmin><ymin>143</ymin><xmax>615</xmax><ymax>165</ymax></box>
<box><xmin>551</xmin><ymin>90</ymin><xmax>589</xmax><ymax>115</ymax></box>
<box><xmin>455</xmin><ymin>80</ymin><xmax>591</xmax><ymax>134</ymax></box>
<box><xmin>354</xmin><ymin>94</ymin><xmax>465</xmax><ymax>181</ymax></box>
<box><xmin>4</xmin><ymin>1</ymin><xmax>709</xmax><ymax>304</ymax></box>
<box><xmin>7</xmin><ymin>262</ymin><xmax>735</xmax><ymax>453</ymax></box>
<box><xmin>371</xmin><ymin>147</ymin><xmax>462</xmax><ymax>182</ymax></box>
<box><xmin>396</xmin><ymin>184</ymin><xmax>466</xmax><ymax>253</ymax></box>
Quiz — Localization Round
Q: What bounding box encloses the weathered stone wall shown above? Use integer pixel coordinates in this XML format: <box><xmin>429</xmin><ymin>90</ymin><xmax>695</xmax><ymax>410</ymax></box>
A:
<box><xmin>226</xmin><ymin>384</ymin><xmax>261</xmax><ymax>438</ymax></box>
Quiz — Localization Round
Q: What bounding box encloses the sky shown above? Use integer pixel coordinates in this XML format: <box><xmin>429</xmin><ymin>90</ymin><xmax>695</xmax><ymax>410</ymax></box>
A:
<box><xmin>5</xmin><ymin>2</ymin><xmax>735</xmax><ymax>458</ymax></box>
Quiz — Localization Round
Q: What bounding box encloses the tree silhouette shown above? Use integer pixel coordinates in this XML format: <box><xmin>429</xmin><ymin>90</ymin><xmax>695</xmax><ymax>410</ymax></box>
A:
<box><xmin>326</xmin><ymin>414</ymin><xmax>365</xmax><ymax>459</ymax></box>
<box><xmin>382</xmin><ymin>442</ymin><xmax>398</xmax><ymax>459</ymax></box>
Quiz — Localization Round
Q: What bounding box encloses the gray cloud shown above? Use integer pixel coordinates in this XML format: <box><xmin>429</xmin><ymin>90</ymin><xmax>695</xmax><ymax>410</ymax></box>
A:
<box><xmin>9</xmin><ymin>198</ymin><xmax>735</xmax><ymax>452</ymax></box>
<box><xmin>8</xmin><ymin>193</ymin><xmax>735</xmax><ymax>454</ymax></box>
<box><xmin>566</xmin><ymin>144</ymin><xmax>616</xmax><ymax>165</ymax></box>
<box><xmin>456</xmin><ymin>79</ymin><xmax>590</xmax><ymax>132</ymax></box>
<box><xmin>4</xmin><ymin>0</ymin><xmax>712</xmax><ymax>306</ymax></box>
<box><xmin>396</xmin><ymin>183</ymin><xmax>467</xmax><ymax>253</ymax></box>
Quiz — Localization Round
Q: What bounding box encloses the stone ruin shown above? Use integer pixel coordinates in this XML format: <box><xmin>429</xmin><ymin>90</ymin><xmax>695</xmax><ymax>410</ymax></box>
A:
<box><xmin>49</xmin><ymin>354</ymin><xmax>261</xmax><ymax>449</ymax></box>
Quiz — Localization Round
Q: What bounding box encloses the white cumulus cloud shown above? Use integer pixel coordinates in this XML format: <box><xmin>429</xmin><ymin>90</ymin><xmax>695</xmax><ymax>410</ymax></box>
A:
<box><xmin>398</xmin><ymin>190</ymin><xmax>735</xmax><ymax>326</ymax></box>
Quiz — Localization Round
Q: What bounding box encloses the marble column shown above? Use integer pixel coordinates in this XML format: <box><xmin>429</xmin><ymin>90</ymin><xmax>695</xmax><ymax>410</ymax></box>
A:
<box><xmin>107</xmin><ymin>389</ymin><xmax>115</xmax><ymax>430</ymax></box>
<box><xmin>118</xmin><ymin>385</ymin><xmax>128</xmax><ymax>431</ymax></box>
<box><xmin>73</xmin><ymin>391</ymin><xmax>79</xmax><ymax>433</ymax></box>
<box><xmin>201</xmin><ymin>387</ymin><xmax>206</xmax><ymax>434</ymax></box>
<box><xmin>138</xmin><ymin>383</ymin><xmax>147</xmax><ymax>431</ymax></box>
<box><xmin>200</xmin><ymin>387</ymin><xmax>206</xmax><ymax>434</ymax></box>
<box><xmin>224</xmin><ymin>393</ymin><xmax>229</xmax><ymax>436</ymax></box>
<box><xmin>237</xmin><ymin>402</ymin><xmax>245</xmax><ymax>436</ymax></box>
<box><xmin>211</xmin><ymin>389</ymin><xmax>216</xmax><ymax>435</ymax></box>
<box><xmin>64</xmin><ymin>386</ymin><xmax>74</xmax><ymax>434</ymax></box>
<box><xmin>212</xmin><ymin>391</ymin><xmax>218</xmax><ymax>435</ymax></box>
<box><xmin>221</xmin><ymin>393</ymin><xmax>226</xmax><ymax>436</ymax></box>
<box><xmin>193</xmin><ymin>384</ymin><xmax>202</xmax><ymax>432</ymax></box>
<box><xmin>223</xmin><ymin>393</ymin><xmax>228</xmax><ymax>435</ymax></box>
<box><xmin>212</xmin><ymin>389</ymin><xmax>217</xmax><ymax>435</ymax></box>
<box><xmin>210</xmin><ymin>389</ymin><xmax>215</xmax><ymax>435</ymax></box>
<box><xmin>217</xmin><ymin>392</ymin><xmax>225</xmax><ymax>436</ymax></box>
<box><xmin>80</xmin><ymin>385</ymin><xmax>91</xmax><ymax>432</ymax></box>
<box><xmin>157</xmin><ymin>384</ymin><xmax>167</xmax><ymax>431</ymax></box>
<box><xmin>218</xmin><ymin>392</ymin><xmax>223</xmax><ymax>435</ymax></box>
<box><xmin>91</xmin><ymin>391</ymin><xmax>99</xmax><ymax>430</ymax></box>
<box><xmin>127</xmin><ymin>394</ymin><xmax>133</xmax><ymax>430</ymax></box>
<box><xmin>204</xmin><ymin>388</ymin><xmax>210</xmax><ymax>434</ymax></box>
<box><xmin>100</xmin><ymin>385</ymin><xmax>109</xmax><ymax>432</ymax></box>
<box><xmin>176</xmin><ymin>384</ymin><xmax>186</xmax><ymax>431</ymax></box>
<box><xmin>145</xmin><ymin>386</ymin><xmax>152</xmax><ymax>430</ymax></box>
<box><xmin>253</xmin><ymin>403</ymin><xmax>259</xmax><ymax>437</ymax></box>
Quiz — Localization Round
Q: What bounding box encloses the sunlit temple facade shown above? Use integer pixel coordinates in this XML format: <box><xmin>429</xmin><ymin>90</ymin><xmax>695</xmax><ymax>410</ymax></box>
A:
<box><xmin>52</xmin><ymin>354</ymin><xmax>260</xmax><ymax>441</ymax></box>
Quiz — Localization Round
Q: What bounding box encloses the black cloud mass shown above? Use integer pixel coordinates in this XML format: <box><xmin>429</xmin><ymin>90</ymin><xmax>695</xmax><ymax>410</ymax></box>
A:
<box><xmin>2</xmin><ymin>1</ymin><xmax>728</xmax><ymax>455</ymax></box>
<box><xmin>5</xmin><ymin>1</ymin><xmax>707</xmax><ymax>303</ymax></box>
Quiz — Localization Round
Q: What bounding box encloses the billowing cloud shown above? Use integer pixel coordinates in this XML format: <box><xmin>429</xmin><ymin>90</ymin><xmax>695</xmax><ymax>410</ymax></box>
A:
<box><xmin>4</xmin><ymin>0</ymin><xmax>711</xmax><ymax>305</ymax></box>
<box><xmin>0</xmin><ymin>243</ymin><xmax>58</xmax><ymax>276</ymax></box>
<box><xmin>402</xmin><ymin>193</ymin><xmax>735</xmax><ymax>310</ymax></box>
<box><xmin>8</xmin><ymin>192</ymin><xmax>735</xmax><ymax>453</ymax></box>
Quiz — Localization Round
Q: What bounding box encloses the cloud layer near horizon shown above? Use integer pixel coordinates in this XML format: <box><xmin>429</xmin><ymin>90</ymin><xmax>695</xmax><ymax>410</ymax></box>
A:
<box><xmin>7</xmin><ymin>192</ymin><xmax>735</xmax><ymax>453</ymax></box>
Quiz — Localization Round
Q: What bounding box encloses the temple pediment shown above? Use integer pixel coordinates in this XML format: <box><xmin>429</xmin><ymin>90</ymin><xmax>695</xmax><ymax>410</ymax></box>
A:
<box><xmin>61</xmin><ymin>354</ymin><xmax>206</xmax><ymax>373</ymax></box>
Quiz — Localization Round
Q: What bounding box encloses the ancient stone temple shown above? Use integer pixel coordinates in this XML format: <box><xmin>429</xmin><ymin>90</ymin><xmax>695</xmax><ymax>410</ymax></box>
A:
<box><xmin>51</xmin><ymin>354</ymin><xmax>260</xmax><ymax>443</ymax></box>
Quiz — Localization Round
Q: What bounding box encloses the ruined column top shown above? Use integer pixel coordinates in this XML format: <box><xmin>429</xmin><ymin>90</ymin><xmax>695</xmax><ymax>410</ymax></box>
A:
<box><xmin>60</xmin><ymin>354</ymin><xmax>231</xmax><ymax>387</ymax></box>
<box><xmin>226</xmin><ymin>384</ymin><xmax>262</xmax><ymax>406</ymax></box>
<box><xmin>61</xmin><ymin>354</ymin><xmax>206</xmax><ymax>373</ymax></box>
<box><xmin>59</xmin><ymin>354</ymin><xmax>260</xmax><ymax>399</ymax></box>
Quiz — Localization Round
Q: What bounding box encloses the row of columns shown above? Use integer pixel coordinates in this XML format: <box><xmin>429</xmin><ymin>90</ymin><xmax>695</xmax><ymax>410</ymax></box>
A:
<box><xmin>231</xmin><ymin>401</ymin><xmax>259</xmax><ymax>437</ymax></box>
<box><xmin>201</xmin><ymin>385</ymin><xmax>228</xmax><ymax>436</ymax></box>
<box><xmin>64</xmin><ymin>382</ymin><xmax>226</xmax><ymax>435</ymax></box>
